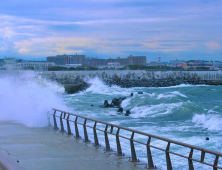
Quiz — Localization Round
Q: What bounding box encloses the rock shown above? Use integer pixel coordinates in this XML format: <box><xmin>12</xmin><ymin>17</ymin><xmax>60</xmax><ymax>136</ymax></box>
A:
<box><xmin>206</xmin><ymin>137</ymin><xmax>209</xmax><ymax>140</ymax></box>
<box><xmin>117</xmin><ymin>107</ymin><xmax>123</xmax><ymax>113</ymax></box>
<box><xmin>125</xmin><ymin>110</ymin><xmax>131</xmax><ymax>116</ymax></box>
<box><xmin>110</xmin><ymin>97</ymin><xmax>126</xmax><ymax>108</ymax></box>
<box><xmin>100</xmin><ymin>100</ymin><xmax>110</xmax><ymax>108</ymax></box>
<box><xmin>130</xmin><ymin>93</ymin><xmax>133</xmax><ymax>96</ymax></box>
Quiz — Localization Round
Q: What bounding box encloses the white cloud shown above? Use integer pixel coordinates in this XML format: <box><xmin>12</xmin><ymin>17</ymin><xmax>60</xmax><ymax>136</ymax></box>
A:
<box><xmin>205</xmin><ymin>42</ymin><xmax>220</xmax><ymax>49</ymax></box>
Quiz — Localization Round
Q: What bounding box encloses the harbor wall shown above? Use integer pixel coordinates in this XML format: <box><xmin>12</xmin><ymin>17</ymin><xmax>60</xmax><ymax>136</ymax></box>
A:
<box><xmin>40</xmin><ymin>70</ymin><xmax>222</xmax><ymax>89</ymax></box>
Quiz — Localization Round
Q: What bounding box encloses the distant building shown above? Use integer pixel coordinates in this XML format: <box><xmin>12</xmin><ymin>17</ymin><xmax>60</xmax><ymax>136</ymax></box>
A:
<box><xmin>169</xmin><ymin>59</ymin><xmax>184</xmax><ymax>67</ymax></box>
<box><xmin>69</xmin><ymin>54</ymin><xmax>86</xmax><ymax>64</ymax></box>
<box><xmin>17</xmin><ymin>61</ymin><xmax>55</xmax><ymax>67</ymax></box>
<box><xmin>47</xmin><ymin>55</ymin><xmax>69</xmax><ymax>65</ymax></box>
<box><xmin>47</xmin><ymin>54</ymin><xmax>85</xmax><ymax>65</ymax></box>
<box><xmin>127</xmin><ymin>55</ymin><xmax>147</xmax><ymax>66</ymax></box>
<box><xmin>115</xmin><ymin>57</ymin><xmax>132</xmax><ymax>65</ymax></box>
<box><xmin>182</xmin><ymin>60</ymin><xmax>215</xmax><ymax>69</ymax></box>
<box><xmin>84</xmin><ymin>57</ymin><xmax>100</xmax><ymax>67</ymax></box>
<box><xmin>213</xmin><ymin>61</ymin><xmax>222</xmax><ymax>68</ymax></box>
<box><xmin>4</xmin><ymin>57</ymin><xmax>16</xmax><ymax>65</ymax></box>
<box><xmin>46</xmin><ymin>54</ymin><xmax>147</xmax><ymax>67</ymax></box>
<box><xmin>16</xmin><ymin>61</ymin><xmax>55</xmax><ymax>71</ymax></box>
<box><xmin>147</xmin><ymin>61</ymin><xmax>166</xmax><ymax>67</ymax></box>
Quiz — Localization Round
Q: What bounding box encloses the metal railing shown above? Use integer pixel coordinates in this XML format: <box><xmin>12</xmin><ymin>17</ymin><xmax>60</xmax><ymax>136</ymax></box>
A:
<box><xmin>52</xmin><ymin>108</ymin><xmax>222</xmax><ymax>170</ymax></box>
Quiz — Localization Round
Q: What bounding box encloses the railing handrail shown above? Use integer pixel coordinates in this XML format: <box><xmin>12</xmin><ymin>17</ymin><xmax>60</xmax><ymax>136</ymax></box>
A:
<box><xmin>53</xmin><ymin>108</ymin><xmax>222</xmax><ymax>156</ymax></box>
<box><xmin>52</xmin><ymin>108</ymin><xmax>222</xmax><ymax>169</ymax></box>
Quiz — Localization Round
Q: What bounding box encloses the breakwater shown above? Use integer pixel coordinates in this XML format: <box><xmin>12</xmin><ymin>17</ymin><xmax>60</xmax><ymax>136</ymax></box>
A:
<box><xmin>41</xmin><ymin>70</ymin><xmax>222</xmax><ymax>91</ymax></box>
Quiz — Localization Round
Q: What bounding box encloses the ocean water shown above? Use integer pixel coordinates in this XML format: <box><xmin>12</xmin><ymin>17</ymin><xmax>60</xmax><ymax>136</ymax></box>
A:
<box><xmin>0</xmin><ymin>71</ymin><xmax>222</xmax><ymax>169</ymax></box>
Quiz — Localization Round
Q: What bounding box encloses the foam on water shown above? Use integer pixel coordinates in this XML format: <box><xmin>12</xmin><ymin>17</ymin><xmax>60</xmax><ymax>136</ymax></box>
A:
<box><xmin>153</xmin><ymin>83</ymin><xmax>209</xmax><ymax>89</ymax></box>
<box><xmin>0</xmin><ymin>71</ymin><xmax>67</xmax><ymax>127</ymax></box>
<box><xmin>85</xmin><ymin>77</ymin><xmax>133</xmax><ymax>96</ymax></box>
<box><xmin>130</xmin><ymin>102</ymin><xmax>183</xmax><ymax>118</ymax></box>
<box><xmin>157</xmin><ymin>91</ymin><xmax>187</xmax><ymax>99</ymax></box>
<box><xmin>192</xmin><ymin>114</ymin><xmax>222</xmax><ymax>130</ymax></box>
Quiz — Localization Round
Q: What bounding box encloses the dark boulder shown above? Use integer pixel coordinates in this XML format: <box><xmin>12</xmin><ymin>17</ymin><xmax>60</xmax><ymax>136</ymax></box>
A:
<box><xmin>110</xmin><ymin>97</ymin><xmax>126</xmax><ymax>108</ymax></box>
<box><xmin>100</xmin><ymin>100</ymin><xmax>110</xmax><ymax>108</ymax></box>
<box><xmin>125</xmin><ymin>110</ymin><xmax>131</xmax><ymax>116</ymax></box>
<box><xmin>117</xmin><ymin>107</ymin><xmax>123</xmax><ymax>113</ymax></box>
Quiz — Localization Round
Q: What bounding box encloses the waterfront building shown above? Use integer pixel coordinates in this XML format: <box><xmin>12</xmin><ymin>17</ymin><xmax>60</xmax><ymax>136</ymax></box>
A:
<box><xmin>115</xmin><ymin>57</ymin><xmax>132</xmax><ymax>65</ymax></box>
<box><xmin>47</xmin><ymin>54</ymin><xmax>85</xmax><ymax>65</ymax></box>
<box><xmin>127</xmin><ymin>55</ymin><xmax>147</xmax><ymax>66</ymax></box>
<box><xmin>46</xmin><ymin>54</ymin><xmax>147</xmax><ymax>67</ymax></box>
<box><xmin>69</xmin><ymin>54</ymin><xmax>86</xmax><ymax>64</ymax></box>
<box><xmin>169</xmin><ymin>59</ymin><xmax>184</xmax><ymax>67</ymax></box>
<box><xmin>47</xmin><ymin>55</ymin><xmax>69</xmax><ymax>65</ymax></box>
<box><xmin>182</xmin><ymin>60</ymin><xmax>215</xmax><ymax>69</ymax></box>
<box><xmin>4</xmin><ymin>57</ymin><xmax>16</xmax><ymax>65</ymax></box>
<box><xmin>16</xmin><ymin>61</ymin><xmax>55</xmax><ymax>71</ymax></box>
<box><xmin>147</xmin><ymin>61</ymin><xmax>166</xmax><ymax>67</ymax></box>
<box><xmin>17</xmin><ymin>61</ymin><xmax>55</xmax><ymax>67</ymax></box>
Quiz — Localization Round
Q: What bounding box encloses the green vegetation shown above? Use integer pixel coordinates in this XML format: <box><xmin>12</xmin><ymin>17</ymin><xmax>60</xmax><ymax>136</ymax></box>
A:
<box><xmin>48</xmin><ymin>65</ymin><xmax>98</xmax><ymax>71</ymax></box>
<box><xmin>119</xmin><ymin>65</ymin><xmax>184</xmax><ymax>71</ymax></box>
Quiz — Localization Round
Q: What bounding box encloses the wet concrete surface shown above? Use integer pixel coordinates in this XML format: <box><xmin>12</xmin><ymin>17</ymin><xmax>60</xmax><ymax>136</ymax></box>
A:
<box><xmin>0</xmin><ymin>121</ymin><xmax>145</xmax><ymax>170</ymax></box>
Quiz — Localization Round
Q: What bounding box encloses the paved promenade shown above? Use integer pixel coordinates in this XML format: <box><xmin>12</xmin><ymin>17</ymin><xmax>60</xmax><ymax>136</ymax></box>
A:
<box><xmin>0</xmin><ymin>121</ymin><xmax>142</xmax><ymax>170</ymax></box>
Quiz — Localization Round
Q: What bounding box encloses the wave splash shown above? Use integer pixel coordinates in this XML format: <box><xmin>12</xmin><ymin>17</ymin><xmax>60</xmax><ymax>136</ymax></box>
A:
<box><xmin>0</xmin><ymin>71</ymin><xmax>66</xmax><ymax>127</ymax></box>
<box><xmin>192</xmin><ymin>114</ymin><xmax>222</xmax><ymax>130</ymax></box>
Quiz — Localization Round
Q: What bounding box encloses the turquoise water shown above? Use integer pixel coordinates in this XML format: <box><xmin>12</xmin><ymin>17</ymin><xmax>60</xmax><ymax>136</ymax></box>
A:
<box><xmin>62</xmin><ymin>77</ymin><xmax>222</xmax><ymax>169</ymax></box>
<box><xmin>0</xmin><ymin>71</ymin><xmax>221</xmax><ymax>169</ymax></box>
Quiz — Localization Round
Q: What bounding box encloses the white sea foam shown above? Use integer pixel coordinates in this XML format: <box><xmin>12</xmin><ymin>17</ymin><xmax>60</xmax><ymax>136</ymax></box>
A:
<box><xmin>121</xmin><ymin>98</ymin><xmax>131</xmax><ymax>108</ymax></box>
<box><xmin>130</xmin><ymin>102</ymin><xmax>183</xmax><ymax>118</ymax></box>
<box><xmin>0</xmin><ymin>71</ymin><xmax>66</xmax><ymax>127</ymax></box>
<box><xmin>85</xmin><ymin>77</ymin><xmax>133</xmax><ymax>96</ymax></box>
<box><xmin>152</xmin><ymin>84</ymin><xmax>208</xmax><ymax>89</ymax></box>
<box><xmin>157</xmin><ymin>91</ymin><xmax>187</xmax><ymax>99</ymax></box>
<box><xmin>192</xmin><ymin>114</ymin><xmax>222</xmax><ymax>130</ymax></box>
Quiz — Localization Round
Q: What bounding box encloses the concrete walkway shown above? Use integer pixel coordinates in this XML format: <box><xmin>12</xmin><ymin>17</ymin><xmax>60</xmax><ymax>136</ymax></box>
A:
<box><xmin>0</xmin><ymin>121</ymin><xmax>143</xmax><ymax>170</ymax></box>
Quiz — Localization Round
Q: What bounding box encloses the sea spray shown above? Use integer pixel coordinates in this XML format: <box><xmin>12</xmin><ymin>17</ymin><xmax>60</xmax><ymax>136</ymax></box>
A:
<box><xmin>192</xmin><ymin>114</ymin><xmax>222</xmax><ymax>130</ymax></box>
<box><xmin>0</xmin><ymin>71</ymin><xmax>67</xmax><ymax>127</ymax></box>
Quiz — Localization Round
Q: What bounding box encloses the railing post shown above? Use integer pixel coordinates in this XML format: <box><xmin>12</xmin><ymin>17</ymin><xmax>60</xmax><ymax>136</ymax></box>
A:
<box><xmin>201</xmin><ymin>149</ymin><xmax>205</xmax><ymax>162</ymax></box>
<box><xmin>213</xmin><ymin>155</ymin><xmax>219</xmax><ymax>170</ymax></box>
<box><xmin>130</xmin><ymin>132</ymin><xmax>138</xmax><ymax>162</ymax></box>
<box><xmin>166</xmin><ymin>142</ymin><xmax>172</xmax><ymax>170</ymax></box>
<box><xmin>104</xmin><ymin>125</ymin><xmax>111</xmax><ymax>151</ymax></box>
<box><xmin>74</xmin><ymin>116</ymin><xmax>80</xmax><ymax>138</ymax></box>
<box><xmin>116</xmin><ymin>128</ymin><xmax>123</xmax><ymax>156</ymax></box>
<box><xmin>60</xmin><ymin>112</ymin><xmax>65</xmax><ymax>133</ymax></box>
<box><xmin>53</xmin><ymin>110</ymin><xmax>58</xmax><ymax>130</ymax></box>
<box><xmin>188</xmin><ymin>148</ymin><xmax>194</xmax><ymax>170</ymax></box>
<box><xmin>66</xmin><ymin>114</ymin><xmax>72</xmax><ymax>135</ymax></box>
<box><xmin>146</xmin><ymin>137</ymin><xmax>154</xmax><ymax>168</ymax></box>
<box><xmin>83</xmin><ymin>119</ymin><xmax>90</xmax><ymax>142</ymax></box>
<box><xmin>93</xmin><ymin>122</ymin><xmax>99</xmax><ymax>147</ymax></box>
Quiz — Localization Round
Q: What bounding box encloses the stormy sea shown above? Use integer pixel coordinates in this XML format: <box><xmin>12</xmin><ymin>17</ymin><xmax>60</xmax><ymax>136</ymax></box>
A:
<box><xmin>0</xmin><ymin>71</ymin><xmax>222</xmax><ymax>169</ymax></box>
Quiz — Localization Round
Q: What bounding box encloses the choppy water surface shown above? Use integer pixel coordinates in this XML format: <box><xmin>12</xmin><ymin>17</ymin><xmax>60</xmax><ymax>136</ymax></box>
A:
<box><xmin>63</xmin><ymin>77</ymin><xmax>222</xmax><ymax>169</ymax></box>
<box><xmin>0</xmin><ymin>71</ymin><xmax>221</xmax><ymax>169</ymax></box>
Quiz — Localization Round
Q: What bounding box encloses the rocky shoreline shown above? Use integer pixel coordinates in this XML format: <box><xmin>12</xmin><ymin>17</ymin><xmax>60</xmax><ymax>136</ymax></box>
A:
<box><xmin>44</xmin><ymin>71</ymin><xmax>222</xmax><ymax>93</ymax></box>
<box><xmin>105</xmin><ymin>78</ymin><xmax>222</xmax><ymax>88</ymax></box>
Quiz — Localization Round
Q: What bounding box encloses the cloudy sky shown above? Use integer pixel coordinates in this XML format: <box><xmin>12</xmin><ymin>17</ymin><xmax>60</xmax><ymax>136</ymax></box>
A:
<box><xmin>0</xmin><ymin>0</ymin><xmax>221</xmax><ymax>62</ymax></box>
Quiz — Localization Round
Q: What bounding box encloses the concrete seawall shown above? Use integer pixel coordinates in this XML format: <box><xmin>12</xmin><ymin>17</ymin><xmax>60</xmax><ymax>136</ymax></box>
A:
<box><xmin>40</xmin><ymin>70</ymin><xmax>222</xmax><ymax>90</ymax></box>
